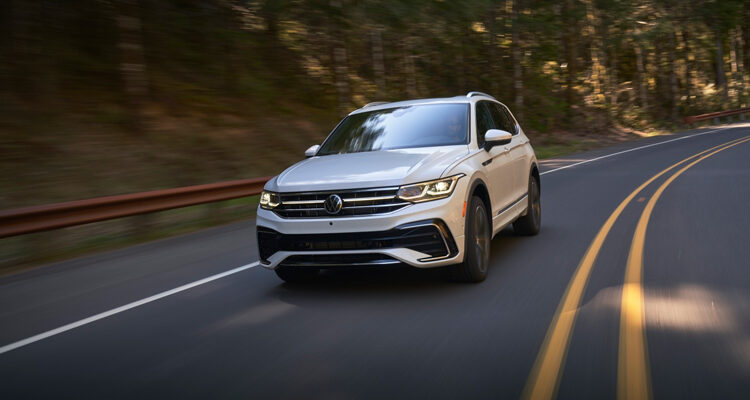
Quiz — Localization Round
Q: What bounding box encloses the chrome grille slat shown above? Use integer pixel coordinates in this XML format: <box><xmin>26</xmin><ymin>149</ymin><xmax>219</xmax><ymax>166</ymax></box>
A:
<box><xmin>282</xmin><ymin>187</ymin><xmax>399</xmax><ymax>196</ymax></box>
<box><xmin>344</xmin><ymin>202</ymin><xmax>409</xmax><ymax>209</ymax></box>
<box><xmin>282</xmin><ymin>199</ymin><xmax>325</xmax><ymax>205</ymax></box>
<box><xmin>274</xmin><ymin>187</ymin><xmax>408</xmax><ymax>218</ymax></box>
<box><xmin>342</xmin><ymin>195</ymin><xmax>395</xmax><ymax>202</ymax></box>
<box><xmin>278</xmin><ymin>207</ymin><xmax>326</xmax><ymax>212</ymax></box>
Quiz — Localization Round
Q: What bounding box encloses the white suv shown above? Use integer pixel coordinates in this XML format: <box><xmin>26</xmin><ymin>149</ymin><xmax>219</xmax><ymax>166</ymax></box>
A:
<box><xmin>257</xmin><ymin>92</ymin><xmax>540</xmax><ymax>282</ymax></box>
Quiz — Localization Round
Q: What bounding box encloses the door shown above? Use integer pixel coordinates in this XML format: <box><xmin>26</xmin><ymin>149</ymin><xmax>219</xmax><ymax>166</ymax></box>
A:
<box><xmin>475</xmin><ymin>101</ymin><xmax>514</xmax><ymax>217</ymax></box>
<box><xmin>490</xmin><ymin>103</ymin><xmax>529</xmax><ymax>203</ymax></box>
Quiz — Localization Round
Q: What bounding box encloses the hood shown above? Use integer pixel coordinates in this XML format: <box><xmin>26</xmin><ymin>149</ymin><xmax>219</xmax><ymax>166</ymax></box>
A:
<box><xmin>267</xmin><ymin>145</ymin><xmax>469</xmax><ymax>192</ymax></box>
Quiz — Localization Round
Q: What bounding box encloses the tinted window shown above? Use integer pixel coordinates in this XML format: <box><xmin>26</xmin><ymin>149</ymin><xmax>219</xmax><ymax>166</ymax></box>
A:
<box><xmin>317</xmin><ymin>103</ymin><xmax>469</xmax><ymax>155</ymax></box>
<box><xmin>495</xmin><ymin>104</ymin><xmax>518</xmax><ymax>135</ymax></box>
<box><xmin>487</xmin><ymin>104</ymin><xmax>509</xmax><ymax>133</ymax></box>
<box><xmin>475</xmin><ymin>101</ymin><xmax>496</xmax><ymax>147</ymax></box>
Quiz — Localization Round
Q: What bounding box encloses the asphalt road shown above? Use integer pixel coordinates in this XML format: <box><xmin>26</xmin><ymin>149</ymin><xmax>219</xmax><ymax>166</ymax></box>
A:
<box><xmin>1</xmin><ymin>124</ymin><xmax>749</xmax><ymax>399</ymax></box>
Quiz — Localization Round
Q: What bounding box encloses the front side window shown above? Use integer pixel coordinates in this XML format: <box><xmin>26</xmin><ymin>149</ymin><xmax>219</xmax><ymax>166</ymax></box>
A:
<box><xmin>475</xmin><ymin>101</ymin><xmax>496</xmax><ymax>148</ymax></box>
<box><xmin>317</xmin><ymin>103</ymin><xmax>469</xmax><ymax>155</ymax></box>
<box><xmin>497</xmin><ymin>104</ymin><xmax>518</xmax><ymax>135</ymax></box>
<box><xmin>489</xmin><ymin>103</ymin><xmax>516</xmax><ymax>135</ymax></box>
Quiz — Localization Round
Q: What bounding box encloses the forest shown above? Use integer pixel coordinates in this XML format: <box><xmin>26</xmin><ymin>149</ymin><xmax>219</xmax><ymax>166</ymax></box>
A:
<box><xmin>1</xmin><ymin>0</ymin><xmax>749</xmax><ymax>207</ymax></box>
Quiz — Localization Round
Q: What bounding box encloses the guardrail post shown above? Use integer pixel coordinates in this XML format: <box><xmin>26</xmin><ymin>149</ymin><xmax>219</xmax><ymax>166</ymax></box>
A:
<box><xmin>741</xmin><ymin>113</ymin><xmax>746</xmax><ymax>121</ymax></box>
<box><xmin>713</xmin><ymin>117</ymin><xmax>719</xmax><ymax>125</ymax></box>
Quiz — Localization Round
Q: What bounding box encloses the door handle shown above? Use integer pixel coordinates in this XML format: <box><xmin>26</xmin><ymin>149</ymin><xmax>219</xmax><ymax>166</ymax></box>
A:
<box><xmin>503</xmin><ymin>146</ymin><xmax>510</xmax><ymax>152</ymax></box>
<box><xmin>482</xmin><ymin>158</ymin><xmax>492</xmax><ymax>166</ymax></box>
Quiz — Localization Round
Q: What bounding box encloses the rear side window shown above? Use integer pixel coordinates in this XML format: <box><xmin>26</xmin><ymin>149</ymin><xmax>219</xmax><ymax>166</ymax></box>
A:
<box><xmin>475</xmin><ymin>101</ymin><xmax>496</xmax><ymax>147</ymax></box>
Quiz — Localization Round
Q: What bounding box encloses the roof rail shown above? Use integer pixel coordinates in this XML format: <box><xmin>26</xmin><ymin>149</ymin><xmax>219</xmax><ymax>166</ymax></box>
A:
<box><xmin>363</xmin><ymin>101</ymin><xmax>389</xmax><ymax>108</ymax></box>
<box><xmin>466</xmin><ymin>91</ymin><xmax>495</xmax><ymax>99</ymax></box>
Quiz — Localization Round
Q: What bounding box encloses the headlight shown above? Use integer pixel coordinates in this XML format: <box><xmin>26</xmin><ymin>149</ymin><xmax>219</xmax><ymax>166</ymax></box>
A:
<box><xmin>397</xmin><ymin>174</ymin><xmax>464</xmax><ymax>203</ymax></box>
<box><xmin>259</xmin><ymin>190</ymin><xmax>280</xmax><ymax>209</ymax></box>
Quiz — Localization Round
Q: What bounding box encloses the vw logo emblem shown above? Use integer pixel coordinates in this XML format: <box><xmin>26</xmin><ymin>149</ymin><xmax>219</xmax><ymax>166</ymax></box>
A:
<box><xmin>324</xmin><ymin>194</ymin><xmax>343</xmax><ymax>215</ymax></box>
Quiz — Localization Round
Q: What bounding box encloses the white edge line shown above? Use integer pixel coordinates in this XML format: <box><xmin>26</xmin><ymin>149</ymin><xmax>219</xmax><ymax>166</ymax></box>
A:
<box><xmin>539</xmin><ymin>128</ymin><xmax>727</xmax><ymax>176</ymax></box>
<box><xmin>0</xmin><ymin>261</ymin><xmax>260</xmax><ymax>355</ymax></box>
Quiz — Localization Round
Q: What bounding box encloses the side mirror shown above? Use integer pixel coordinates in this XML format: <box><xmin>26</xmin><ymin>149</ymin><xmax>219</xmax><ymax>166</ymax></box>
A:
<box><xmin>484</xmin><ymin>129</ymin><xmax>513</xmax><ymax>150</ymax></box>
<box><xmin>304</xmin><ymin>144</ymin><xmax>320</xmax><ymax>157</ymax></box>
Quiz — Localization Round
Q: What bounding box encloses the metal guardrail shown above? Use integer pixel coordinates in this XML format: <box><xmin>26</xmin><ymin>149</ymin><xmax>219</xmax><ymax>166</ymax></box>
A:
<box><xmin>0</xmin><ymin>177</ymin><xmax>271</xmax><ymax>238</ymax></box>
<box><xmin>684</xmin><ymin>107</ymin><xmax>750</xmax><ymax>125</ymax></box>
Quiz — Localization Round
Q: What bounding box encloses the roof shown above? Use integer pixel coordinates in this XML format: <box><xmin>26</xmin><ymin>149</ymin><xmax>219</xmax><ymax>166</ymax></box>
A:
<box><xmin>350</xmin><ymin>92</ymin><xmax>498</xmax><ymax>115</ymax></box>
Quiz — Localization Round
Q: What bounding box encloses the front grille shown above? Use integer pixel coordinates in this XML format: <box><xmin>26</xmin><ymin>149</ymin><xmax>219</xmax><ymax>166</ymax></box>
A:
<box><xmin>257</xmin><ymin>220</ymin><xmax>458</xmax><ymax>262</ymax></box>
<box><xmin>273</xmin><ymin>187</ymin><xmax>409</xmax><ymax>218</ymax></box>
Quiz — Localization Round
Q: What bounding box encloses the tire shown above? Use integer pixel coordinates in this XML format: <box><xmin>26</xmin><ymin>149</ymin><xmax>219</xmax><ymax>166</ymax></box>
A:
<box><xmin>513</xmin><ymin>174</ymin><xmax>541</xmax><ymax>236</ymax></box>
<box><xmin>449</xmin><ymin>195</ymin><xmax>491</xmax><ymax>282</ymax></box>
<box><xmin>274</xmin><ymin>266</ymin><xmax>320</xmax><ymax>283</ymax></box>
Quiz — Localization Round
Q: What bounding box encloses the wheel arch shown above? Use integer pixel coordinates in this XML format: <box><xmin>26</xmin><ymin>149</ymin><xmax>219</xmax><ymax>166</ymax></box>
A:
<box><xmin>530</xmin><ymin>163</ymin><xmax>540</xmax><ymax>192</ymax></box>
<box><xmin>467</xmin><ymin>177</ymin><xmax>492</xmax><ymax>228</ymax></box>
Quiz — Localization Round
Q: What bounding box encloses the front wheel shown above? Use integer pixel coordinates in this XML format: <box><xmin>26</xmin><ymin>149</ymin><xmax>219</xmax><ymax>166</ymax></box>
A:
<box><xmin>449</xmin><ymin>196</ymin><xmax>491</xmax><ymax>282</ymax></box>
<box><xmin>513</xmin><ymin>174</ymin><xmax>541</xmax><ymax>236</ymax></box>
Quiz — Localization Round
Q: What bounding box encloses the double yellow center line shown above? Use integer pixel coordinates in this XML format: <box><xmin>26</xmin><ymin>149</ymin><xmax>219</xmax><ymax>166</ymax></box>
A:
<box><xmin>522</xmin><ymin>134</ymin><xmax>750</xmax><ymax>400</ymax></box>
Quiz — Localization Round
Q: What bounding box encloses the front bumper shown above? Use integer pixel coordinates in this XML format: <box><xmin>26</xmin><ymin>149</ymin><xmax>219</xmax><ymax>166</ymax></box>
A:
<box><xmin>255</xmin><ymin>185</ymin><xmax>468</xmax><ymax>269</ymax></box>
<box><xmin>258</xmin><ymin>219</ymin><xmax>459</xmax><ymax>268</ymax></box>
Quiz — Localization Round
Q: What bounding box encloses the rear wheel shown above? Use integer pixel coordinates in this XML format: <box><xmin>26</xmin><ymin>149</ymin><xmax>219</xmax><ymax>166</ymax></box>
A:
<box><xmin>275</xmin><ymin>266</ymin><xmax>320</xmax><ymax>283</ymax></box>
<box><xmin>513</xmin><ymin>174</ymin><xmax>541</xmax><ymax>236</ymax></box>
<box><xmin>449</xmin><ymin>196</ymin><xmax>490</xmax><ymax>282</ymax></box>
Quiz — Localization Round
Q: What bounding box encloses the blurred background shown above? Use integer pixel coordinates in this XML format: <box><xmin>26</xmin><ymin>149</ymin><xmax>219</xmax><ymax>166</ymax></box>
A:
<box><xmin>1</xmin><ymin>0</ymin><xmax>749</xmax><ymax>268</ymax></box>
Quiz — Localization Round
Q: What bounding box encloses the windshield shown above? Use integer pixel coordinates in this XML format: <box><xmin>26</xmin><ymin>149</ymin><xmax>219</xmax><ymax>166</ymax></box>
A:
<box><xmin>317</xmin><ymin>103</ymin><xmax>469</xmax><ymax>155</ymax></box>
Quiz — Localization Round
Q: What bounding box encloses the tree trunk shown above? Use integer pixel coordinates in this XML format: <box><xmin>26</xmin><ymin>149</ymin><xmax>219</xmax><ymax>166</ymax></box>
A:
<box><xmin>730</xmin><ymin>28</ymin><xmax>739</xmax><ymax>105</ymax></box>
<box><xmin>737</xmin><ymin>25</ymin><xmax>749</xmax><ymax>99</ymax></box>
<box><xmin>511</xmin><ymin>0</ymin><xmax>523</xmax><ymax>120</ymax></box>
<box><xmin>7</xmin><ymin>1</ymin><xmax>34</xmax><ymax>97</ymax></box>
<box><xmin>487</xmin><ymin>5</ymin><xmax>498</xmax><ymax>95</ymax></box>
<box><xmin>562</xmin><ymin>0</ymin><xmax>577</xmax><ymax>115</ymax></box>
<box><xmin>332</xmin><ymin>45</ymin><xmax>350</xmax><ymax>114</ymax></box>
<box><xmin>402</xmin><ymin>37</ymin><xmax>417</xmax><ymax>98</ymax></box>
<box><xmin>600</xmin><ymin>16</ymin><xmax>616</xmax><ymax>118</ymax></box>
<box><xmin>715</xmin><ymin>30</ymin><xmax>728</xmax><ymax>104</ymax></box>
<box><xmin>730</xmin><ymin>29</ymin><xmax>739</xmax><ymax>77</ymax></box>
<box><xmin>668</xmin><ymin>31</ymin><xmax>679</xmax><ymax>122</ymax></box>
<box><xmin>458</xmin><ymin>23</ymin><xmax>469</xmax><ymax>91</ymax></box>
<box><xmin>609</xmin><ymin>49</ymin><xmax>618</xmax><ymax>111</ymax></box>
<box><xmin>371</xmin><ymin>27</ymin><xmax>386</xmax><ymax>98</ymax></box>
<box><xmin>635</xmin><ymin>41</ymin><xmax>648</xmax><ymax>111</ymax></box>
<box><xmin>680</xmin><ymin>28</ymin><xmax>693</xmax><ymax>107</ymax></box>
<box><xmin>329</xmin><ymin>0</ymin><xmax>350</xmax><ymax>115</ymax></box>
<box><xmin>259</xmin><ymin>0</ymin><xmax>280</xmax><ymax>38</ymax></box>
<box><xmin>647</xmin><ymin>45</ymin><xmax>657</xmax><ymax>110</ymax></box>
<box><xmin>585</xmin><ymin>0</ymin><xmax>604</xmax><ymax>105</ymax></box>
<box><xmin>115</xmin><ymin>0</ymin><xmax>149</xmax><ymax>132</ymax></box>
<box><xmin>222</xmin><ymin>7</ymin><xmax>239</xmax><ymax>94</ymax></box>
<box><xmin>456</xmin><ymin>50</ymin><xmax>466</xmax><ymax>92</ymax></box>
<box><xmin>731</xmin><ymin>26</ymin><xmax>746</xmax><ymax>101</ymax></box>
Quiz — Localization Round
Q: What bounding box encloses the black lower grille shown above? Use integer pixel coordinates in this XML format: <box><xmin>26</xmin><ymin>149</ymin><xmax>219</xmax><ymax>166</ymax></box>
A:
<box><xmin>281</xmin><ymin>254</ymin><xmax>400</xmax><ymax>267</ymax></box>
<box><xmin>257</xmin><ymin>220</ymin><xmax>458</xmax><ymax>262</ymax></box>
